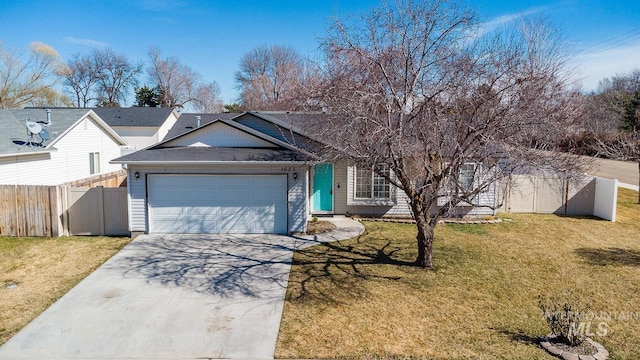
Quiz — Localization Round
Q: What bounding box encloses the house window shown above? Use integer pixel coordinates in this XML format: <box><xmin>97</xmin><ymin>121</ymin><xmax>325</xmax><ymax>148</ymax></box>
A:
<box><xmin>355</xmin><ymin>165</ymin><xmax>390</xmax><ymax>199</ymax></box>
<box><xmin>459</xmin><ymin>163</ymin><xmax>475</xmax><ymax>190</ymax></box>
<box><xmin>89</xmin><ymin>152</ymin><xmax>100</xmax><ymax>175</ymax></box>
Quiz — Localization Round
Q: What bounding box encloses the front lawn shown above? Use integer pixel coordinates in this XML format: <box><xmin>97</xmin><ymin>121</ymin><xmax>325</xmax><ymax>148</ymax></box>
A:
<box><xmin>276</xmin><ymin>188</ymin><xmax>640</xmax><ymax>359</ymax></box>
<box><xmin>0</xmin><ymin>236</ymin><xmax>131</xmax><ymax>345</ymax></box>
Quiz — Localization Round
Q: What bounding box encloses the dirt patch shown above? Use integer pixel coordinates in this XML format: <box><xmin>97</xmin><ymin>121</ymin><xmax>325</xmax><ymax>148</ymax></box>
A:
<box><xmin>306</xmin><ymin>220</ymin><xmax>336</xmax><ymax>235</ymax></box>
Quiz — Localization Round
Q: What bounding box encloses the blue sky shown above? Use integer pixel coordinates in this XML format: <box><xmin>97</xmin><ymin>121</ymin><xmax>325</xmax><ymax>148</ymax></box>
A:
<box><xmin>1</xmin><ymin>0</ymin><xmax>639</xmax><ymax>104</ymax></box>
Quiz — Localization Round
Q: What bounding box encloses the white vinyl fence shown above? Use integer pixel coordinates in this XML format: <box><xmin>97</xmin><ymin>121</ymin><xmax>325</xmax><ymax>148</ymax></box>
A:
<box><xmin>501</xmin><ymin>174</ymin><xmax>618</xmax><ymax>221</ymax></box>
<box><xmin>61</xmin><ymin>186</ymin><xmax>129</xmax><ymax>236</ymax></box>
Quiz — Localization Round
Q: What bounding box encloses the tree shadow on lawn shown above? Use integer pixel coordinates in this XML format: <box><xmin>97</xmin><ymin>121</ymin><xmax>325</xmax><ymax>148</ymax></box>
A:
<box><xmin>574</xmin><ymin>247</ymin><xmax>640</xmax><ymax>267</ymax></box>
<box><xmin>288</xmin><ymin>234</ymin><xmax>416</xmax><ymax>303</ymax></box>
<box><xmin>112</xmin><ymin>233</ymin><xmax>415</xmax><ymax>303</ymax></box>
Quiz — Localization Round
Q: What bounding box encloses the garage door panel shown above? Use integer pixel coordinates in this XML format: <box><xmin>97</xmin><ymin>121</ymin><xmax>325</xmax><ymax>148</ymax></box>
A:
<box><xmin>219</xmin><ymin>217</ymin><xmax>254</xmax><ymax>232</ymax></box>
<box><xmin>152</xmin><ymin>218</ymin><xmax>184</xmax><ymax>233</ymax></box>
<box><xmin>184</xmin><ymin>219</ymin><xmax>220</xmax><ymax>233</ymax></box>
<box><xmin>148</xmin><ymin>174</ymin><xmax>287</xmax><ymax>234</ymax></box>
<box><xmin>187</xmin><ymin>206</ymin><xmax>221</xmax><ymax>216</ymax></box>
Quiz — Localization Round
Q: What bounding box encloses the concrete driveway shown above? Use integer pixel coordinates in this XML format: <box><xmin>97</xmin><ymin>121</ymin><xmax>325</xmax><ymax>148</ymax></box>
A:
<box><xmin>0</xmin><ymin>234</ymin><xmax>298</xmax><ymax>359</ymax></box>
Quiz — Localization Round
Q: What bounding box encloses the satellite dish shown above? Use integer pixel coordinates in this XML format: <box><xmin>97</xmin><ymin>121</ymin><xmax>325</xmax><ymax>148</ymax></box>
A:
<box><xmin>26</xmin><ymin>121</ymin><xmax>43</xmax><ymax>134</ymax></box>
<box><xmin>11</xmin><ymin>112</ymin><xmax>52</xmax><ymax>149</ymax></box>
<box><xmin>39</xmin><ymin>129</ymin><xmax>50</xmax><ymax>141</ymax></box>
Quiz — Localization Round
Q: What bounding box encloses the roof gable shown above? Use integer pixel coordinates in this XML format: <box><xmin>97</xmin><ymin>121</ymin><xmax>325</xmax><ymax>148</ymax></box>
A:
<box><xmin>161</xmin><ymin>121</ymin><xmax>276</xmax><ymax>148</ymax></box>
<box><xmin>0</xmin><ymin>109</ymin><xmax>125</xmax><ymax>157</ymax></box>
<box><xmin>165</xmin><ymin>113</ymin><xmax>239</xmax><ymax>139</ymax></box>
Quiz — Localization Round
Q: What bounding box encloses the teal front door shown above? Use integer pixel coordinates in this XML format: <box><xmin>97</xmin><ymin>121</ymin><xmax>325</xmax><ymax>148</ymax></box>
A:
<box><xmin>313</xmin><ymin>163</ymin><xmax>333</xmax><ymax>212</ymax></box>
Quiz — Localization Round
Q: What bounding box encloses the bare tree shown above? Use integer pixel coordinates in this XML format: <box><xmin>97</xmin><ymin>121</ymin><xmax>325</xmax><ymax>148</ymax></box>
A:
<box><xmin>92</xmin><ymin>48</ymin><xmax>142</xmax><ymax>107</ymax></box>
<box><xmin>59</xmin><ymin>53</ymin><xmax>99</xmax><ymax>107</ymax></box>
<box><xmin>310</xmin><ymin>0</ymin><xmax>582</xmax><ymax>268</ymax></box>
<box><xmin>235</xmin><ymin>45</ymin><xmax>306</xmax><ymax>110</ymax></box>
<box><xmin>586</xmin><ymin>70</ymin><xmax>640</xmax><ymax>202</ymax></box>
<box><xmin>193</xmin><ymin>81</ymin><xmax>224</xmax><ymax>113</ymax></box>
<box><xmin>0</xmin><ymin>41</ymin><xmax>66</xmax><ymax>108</ymax></box>
<box><xmin>147</xmin><ymin>47</ymin><xmax>223</xmax><ymax>111</ymax></box>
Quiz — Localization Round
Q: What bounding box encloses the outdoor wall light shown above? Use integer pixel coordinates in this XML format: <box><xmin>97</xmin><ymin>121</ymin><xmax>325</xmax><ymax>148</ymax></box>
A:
<box><xmin>293</xmin><ymin>172</ymin><xmax>298</xmax><ymax>180</ymax></box>
<box><xmin>134</xmin><ymin>171</ymin><xmax>140</xmax><ymax>179</ymax></box>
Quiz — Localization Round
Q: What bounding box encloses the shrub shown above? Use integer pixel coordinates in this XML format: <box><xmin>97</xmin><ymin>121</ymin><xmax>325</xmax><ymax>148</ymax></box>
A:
<box><xmin>538</xmin><ymin>290</ymin><xmax>592</xmax><ymax>346</ymax></box>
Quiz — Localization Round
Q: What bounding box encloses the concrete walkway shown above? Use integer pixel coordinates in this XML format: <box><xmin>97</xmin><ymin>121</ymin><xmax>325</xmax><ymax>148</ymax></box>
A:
<box><xmin>0</xmin><ymin>217</ymin><xmax>363</xmax><ymax>360</ymax></box>
<box><xmin>294</xmin><ymin>216</ymin><xmax>365</xmax><ymax>249</ymax></box>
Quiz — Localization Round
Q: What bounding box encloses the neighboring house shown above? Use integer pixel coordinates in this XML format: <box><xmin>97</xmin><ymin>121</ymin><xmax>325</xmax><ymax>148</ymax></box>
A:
<box><xmin>0</xmin><ymin>109</ymin><xmax>127</xmax><ymax>185</ymax></box>
<box><xmin>93</xmin><ymin>107</ymin><xmax>179</xmax><ymax>150</ymax></box>
<box><xmin>112</xmin><ymin>111</ymin><xmax>498</xmax><ymax>235</ymax></box>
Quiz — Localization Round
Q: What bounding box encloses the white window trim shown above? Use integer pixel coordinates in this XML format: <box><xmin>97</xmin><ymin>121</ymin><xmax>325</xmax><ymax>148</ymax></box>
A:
<box><xmin>459</xmin><ymin>163</ymin><xmax>476</xmax><ymax>191</ymax></box>
<box><xmin>89</xmin><ymin>152</ymin><xmax>101</xmax><ymax>175</ymax></box>
<box><xmin>438</xmin><ymin>162</ymin><xmax>481</xmax><ymax>207</ymax></box>
<box><xmin>347</xmin><ymin>165</ymin><xmax>396</xmax><ymax>206</ymax></box>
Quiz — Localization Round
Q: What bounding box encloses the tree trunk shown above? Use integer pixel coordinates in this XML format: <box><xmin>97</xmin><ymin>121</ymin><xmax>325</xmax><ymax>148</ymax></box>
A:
<box><xmin>637</xmin><ymin>160</ymin><xmax>640</xmax><ymax>204</ymax></box>
<box><xmin>415</xmin><ymin>216</ymin><xmax>435</xmax><ymax>269</ymax></box>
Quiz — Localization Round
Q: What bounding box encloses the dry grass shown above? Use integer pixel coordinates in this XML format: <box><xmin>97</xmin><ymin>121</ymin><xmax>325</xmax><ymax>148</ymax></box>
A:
<box><xmin>276</xmin><ymin>188</ymin><xmax>640</xmax><ymax>360</ymax></box>
<box><xmin>0</xmin><ymin>236</ymin><xmax>131</xmax><ymax>345</ymax></box>
<box><xmin>307</xmin><ymin>220</ymin><xmax>337</xmax><ymax>235</ymax></box>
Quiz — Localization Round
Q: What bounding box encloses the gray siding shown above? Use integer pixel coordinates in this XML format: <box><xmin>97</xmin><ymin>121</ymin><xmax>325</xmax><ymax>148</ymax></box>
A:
<box><xmin>287</xmin><ymin>170</ymin><xmax>307</xmax><ymax>233</ymax></box>
<box><xmin>127</xmin><ymin>164</ymin><xmax>308</xmax><ymax>234</ymax></box>
<box><xmin>314</xmin><ymin>160</ymin><xmax>498</xmax><ymax>218</ymax></box>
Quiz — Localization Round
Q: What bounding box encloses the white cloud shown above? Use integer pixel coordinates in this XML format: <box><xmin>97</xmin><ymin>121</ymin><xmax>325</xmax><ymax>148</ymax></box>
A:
<box><xmin>476</xmin><ymin>2</ymin><xmax>570</xmax><ymax>38</ymax></box>
<box><xmin>64</xmin><ymin>36</ymin><xmax>109</xmax><ymax>47</ymax></box>
<box><xmin>476</xmin><ymin>7</ymin><xmax>548</xmax><ymax>38</ymax></box>
<box><xmin>572</xmin><ymin>42</ymin><xmax>640</xmax><ymax>91</ymax></box>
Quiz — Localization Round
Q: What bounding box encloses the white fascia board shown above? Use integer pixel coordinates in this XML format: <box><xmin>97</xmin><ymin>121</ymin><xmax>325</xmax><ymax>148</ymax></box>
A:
<box><xmin>109</xmin><ymin>160</ymin><xmax>309</xmax><ymax>165</ymax></box>
<box><xmin>0</xmin><ymin>147</ymin><xmax>57</xmax><ymax>158</ymax></box>
<box><xmin>47</xmin><ymin>110</ymin><xmax>127</xmax><ymax>148</ymax></box>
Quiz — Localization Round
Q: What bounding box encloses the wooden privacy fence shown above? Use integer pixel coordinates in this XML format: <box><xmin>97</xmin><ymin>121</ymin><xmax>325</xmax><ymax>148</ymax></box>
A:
<box><xmin>0</xmin><ymin>185</ymin><xmax>58</xmax><ymax>237</ymax></box>
<box><xmin>62</xmin><ymin>170</ymin><xmax>127</xmax><ymax>188</ymax></box>
<box><xmin>0</xmin><ymin>184</ymin><xmax>128</xmax><ymax>237</ymax></box>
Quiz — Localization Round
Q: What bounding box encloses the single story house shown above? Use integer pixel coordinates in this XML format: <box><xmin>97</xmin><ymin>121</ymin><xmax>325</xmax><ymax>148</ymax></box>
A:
<box><xmin>0</xmin><ymin>109</ymin><xmax>127</xmax><ymax>185</ymax></box>
<box><xmin>112</xmin><ymin>111</ymin><xmax>498</xmax><ymax>235</ymax></box>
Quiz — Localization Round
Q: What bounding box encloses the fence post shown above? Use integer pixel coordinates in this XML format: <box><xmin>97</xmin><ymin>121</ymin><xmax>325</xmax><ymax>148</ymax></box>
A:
<box><xmin>563</xmin><ymin>174</ymin><xmax>569</xmax><ymax>216</ymax></box>
<box><xmin>62</xmin><ymin>186</ymin><xmax>70</xmax><ymax>236</ymax></box>
<box><xmin>98</xmin><ymin>186</ymin><xmax>105</xmax><ymax>236</ymax></box>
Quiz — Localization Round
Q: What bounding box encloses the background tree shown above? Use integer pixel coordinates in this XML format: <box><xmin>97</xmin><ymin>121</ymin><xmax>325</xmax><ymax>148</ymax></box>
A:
<box><xmin>92</xmin><ymin>48</ymin><xmax>142</xmax><ymax>107</ymax></box>
<box><xmin>192</xmin><ymin>82</ymin><xmax>224</xmax><ymax>113</ymax></box>
<box><xmin>0</xmin><ymin>41</ymin><xmax>66</xmax><ymax>108</ymax></box>
<box><xmin>309</xmin><ymin>0</ymin><xmax>581</xmax><ymax>268</ymax></box>
<box><xmin>224</xmin><ymin>103</ymin><xmax>244</xmax><ymax>113</ymax></box>
<box><xmin>582</xmin><ymin>70</ymin><xmax>640</xmax><ymax>202</ymax></box>
<box><xmin>59</xmin><ymin>53</ymin><xmax>98</xmax><ymax>107</ymax></box>
<box><xmin>234</xmin><ymin>44</ymin><xmax>306</xmax><ymax>110</ymax></box>
<box><xmin>134</xmin><ymin>85</ymin><xmax>162</xmax><ymax>107</ymax></box>
<box><xmin>147</xmin><ymin>47</ymin><xmax>223</xmax><ymax>111</ymax></box>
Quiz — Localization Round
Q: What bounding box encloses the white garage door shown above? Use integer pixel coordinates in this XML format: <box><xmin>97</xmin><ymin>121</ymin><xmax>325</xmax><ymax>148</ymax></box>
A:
<box><xmin>148</xmin><ymin>174</ymin><xmax>288</xmax><ymax>234</ymax></box>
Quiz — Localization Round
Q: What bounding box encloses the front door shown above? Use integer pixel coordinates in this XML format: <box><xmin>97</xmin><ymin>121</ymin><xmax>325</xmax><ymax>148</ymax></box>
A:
<box><xmin>313</xmin><ymin>163</ymin><xmax>333</xmax><ymax>212</ymax></box>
